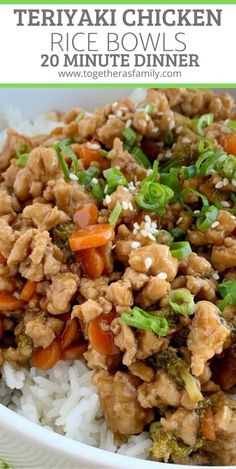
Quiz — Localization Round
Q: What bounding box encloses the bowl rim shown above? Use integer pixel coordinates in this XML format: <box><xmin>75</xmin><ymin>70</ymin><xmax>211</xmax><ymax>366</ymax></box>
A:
<box><xmin>0</xmin><ymin>403</ymin><xmax>219</xmax><ymax>469</ymax></box>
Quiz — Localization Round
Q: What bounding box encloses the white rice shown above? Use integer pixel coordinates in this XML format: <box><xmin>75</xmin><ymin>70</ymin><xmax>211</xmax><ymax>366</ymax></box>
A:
<box><xmin>0</xmin><ymin>105</ymin><xmax>151</xmax><ymax>459</ymax></box>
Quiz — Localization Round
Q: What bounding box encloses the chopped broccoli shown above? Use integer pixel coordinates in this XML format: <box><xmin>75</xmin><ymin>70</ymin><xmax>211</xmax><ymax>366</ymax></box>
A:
<box><xmin>149</xmin><ymin>422</ymin><xmax>203</xmax><ymax>462</ymax></box>
<box><xmin>51</xmin><ymin>222</ymin><xmax>76</xmax><ymax>260</ymax></box>
<box><xmin>150</xmin><ymin>348</ymin><xmax>202</xmax><ymax>403</ymax></box>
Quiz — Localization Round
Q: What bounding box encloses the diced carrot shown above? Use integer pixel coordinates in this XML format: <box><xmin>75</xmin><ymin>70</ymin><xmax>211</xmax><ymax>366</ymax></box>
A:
<box><xmin>69</xmin><ymin>224</ymin><xmax>114</xmax><ymax>251</ymax></box>
<box><xmin>32</xmin><ymin>339</ymin><xmax>61</xmax><ymax>370</ymax></box>
<box><xmin>20</xmin><ymin>280</ymin><xmax>37</xmax><ymax>302</ymax></box>
<box><xmin>60</xmin><ymin>318</ymin><xmax>80</xmax><ymax>351</ymax></box>
<box><xmin>201</xmin><ymin>407</ymin><xmax>216</xmax><ymax>441</ymax></box>
<box><xmin>231</xmin><ymin>113</ymin><xmax>236</xmax><ymax>120</ymax></box>
<box><xmin>224</xmin><ymin>132</ymin><xmax>236</xmax><ymax>156</ymax></box>
<box><xmin>61</xmin><ymin>343</ymin><xmax>88</xmax><ymax>360</ymax></box>
<box><xmin>73</xmin><ymin>203</ymin><xmax>98</xmax><ymax>229</ymax></box>
<box><xmin>78</xmin><ymin>248</ymin><xmax>104</xmax><ymax>279</ymax></box>
<box><xmin>0</xmin><ymin>292</ymin><xmax>24</xmax><ymax>311</ymax></box>
<box><xmin>0</xmin><ymin>253</ymin><xmax>7</xmax><ymax>264</ymax></box>
<box><xmin>88</xmin><ymin>311</ymin><xmax>120</xmax><ymax>356</ymax></box>
<box><xmin>74</xmin><ymin>143</ymin><xmax>102</xmax><ymax>169</ymax></box>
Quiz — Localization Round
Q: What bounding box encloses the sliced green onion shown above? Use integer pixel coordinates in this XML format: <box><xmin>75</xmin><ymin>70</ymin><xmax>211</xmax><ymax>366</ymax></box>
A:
<box><xmin>121</xmin><ymin>306</ymin><xmax>169</xmax><ymax>337</ymax></box>
<box><xmin>159</xmin><ymin>157</ymin><xmax>180</xmax><ymax>173</ymax></box>
<box><xmin>131</xmin><ymin>147</ymin><xmax>151</xmax><ymax>169</ymax></box>
<box><xmin>155</xmin><ymin>230</ymin><xmax>173</xmax><ymax>245</ymax></box>
<box><xmin>15</xmin><ymin>153</ymin><xmax>30</xmax><ymax>167</ymax></box>
<box><xmin>170</xmin><ymin>227</ymin><xmax>186</xmax><ymax>239</ymax></box>
<box><xmin>109</xmin><ymin>202</ymin><xmax>122</xmax><ymax>226</ymax></box>
<box><xmin>227</xmin><ymin>120</ymin><xmax>236</xmax><ymax>131</ymax></box>
<box><xmin>198</xmin><ymin>138</ymin><xmax>214</xmax><ymax>154</ymax></box>
<box><xmin>180</xmin><ymin>187</ymin><xmax>209</xmax><ymax>215</ymax></box>
<box><xmin>222</xmin><ymin>155</ymin><xmax>236</xmax><ymax>181</ymax></box>
<box><xmin>122</xmin><ymin>127</ymin><xmax>137</xmax><ymax>148</ymax></box>
<box><xmin>75</xmin><ymin>111</ymin><xmax>85</xmax><ymax>123</ymax></box>
<box><xmin>135</xmin><ymin>182</ymin><xmax>174</xmax><ymax>215</ymax></box>
<box><xmin>138</xmin><ymin>102</ymin><xmax>156</xmax><ymax>115</ymax></box>
<box><xmin>140</xmin><ymin>160</ymin><xmax>159</xmax><ymax>188</ymax></box>
<box><xmin>214</xmin><ymin>191</ymin><xmax>236</xmax><ymax>214</ymax></box>
<box><xmin>90</xmin><ymin>179</ymin><xmax>104</xmax><ymax>202</ymax></box>
<box><xmin>218</xmin><ymin>280</ymin><xmax>236</xmax><ymax>311</ymax></box>
<box><xmin>170</xmin><ymin>241</ymin><xmax>192</xmax><ymax>259</ymax></box>
<box><xmin>196</xmin><ymin>113</ymin><xmax>214</xmax><ymax>136</ymax></box>
<box><xmin>196</xmin><ymin>205</ymin><xmax>219</xmax><ymax>232</ymax></box>
<box><xmin>16</xmin><ymin>141</ymin><xmax>32</xmax><ymax>159</ymax></box>
<box><xmin>54</xmin><ymin>141</ymin><xmax>79</xmax><ymax>179</ymax></box>
<box><xmin>181</xmin><ymin>165</ymin><xmax>197</xmax><ymax>180</ymax></box>
<box><xmin>160</xmin><ymin>169</ymin><xmax>180</xmax><ymax>203</ymax></box>
<box><xmin>168</xmin><ymin>289</ymin><xmax>195</xmax><ymax>316</ymax></box>
<box><xmin>103</xmin><ymin>167</ymin><xmax>127</xmax><ymax>194</ymax></box>
<box><xmin>78</xmin><ymin>166</ymin><xmax>100</xmax><ymax>187</ymax></box>
<box><xmin>100</xmin><ymin>149</ymin><xmax>108</xmax><ymax>157</ymax></box>
<box><xmin>54</xmin><ymin>137</ymin><xmax>74</xmax><ymax>146</ymax></box>
<box><xmin>195</xmin><ymin>149</ymin><xmax>227</xmax><ymax>176</ymax></box>
<box><xmin>165</xmin><ymin>130</ymin><xmax>174</xmax><ymax>146</ymax></box>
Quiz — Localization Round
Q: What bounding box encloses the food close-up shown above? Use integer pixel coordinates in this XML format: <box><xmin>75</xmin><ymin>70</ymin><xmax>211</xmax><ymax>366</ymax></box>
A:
<box><xmin>1</xmin><ymin>88</ymin><xmax>236</xmax><ymax>467</ymax></box>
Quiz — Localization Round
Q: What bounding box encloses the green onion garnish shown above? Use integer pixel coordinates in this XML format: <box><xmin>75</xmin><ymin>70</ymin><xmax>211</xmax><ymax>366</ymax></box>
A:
<box><xmin>103</xmin><ymin>167</ymin><xmax>127</xmax><ymax>195</ymax></box>
<box><xmin>165</xmin><ymin>130</ymin><xmax>174</xmax><ymax>146</ymax></box>
<box><xmin>196</xmin><ymin>113</ymin><xmax>214</xmax><ymax>136</ymax></box>
<box><xmin>196</xmin><ymin>205</ymin><xmax>219</xmax><ymax>232</ymax></box>
<box><xmin>109</xmin><ymin>202</ymin><xmax>122</xmax><ymax>226</ymax></box>
<box><xmin>54</xmin><ymin>138</ymin><xmax>74</xmax><ymax>146</ymax></box>
<box><xmin>180</xmin><ymin>187</ymin><xmax>209</xmax><ymax>215</ymax></box>
<box><xmin>168</xmin><ymin>288</ymin><xmax>195</xmax><ymax>316</ymax></box>
<box><xmin>222</xmin><ymin>155</ymin><xmax>236</xmax><ymax>181</ymax></box>
<box><xmin>227</xmin><ymin>120</ymin><xmax>236</xmax><ymax>131</ymax></box>
<box><xmin>170</xmin><ymin>241</ymin><xmax>192</xmax><ymax>259</ymax></box>
<box><xmin>90</xmin><ymin>179</ymin><xmax>104</xmax><ymax>202</ymax></box>
<box><xmin>75</xmin><ymin>111</ymin><xmax>85</xmax><ymax>123</ymax></box>
<box><xmin>15</xmin><ymin>141</ymin><xmax>32</xmax><ymax>167</ymax></box>
<box><xmin>159</xmin><ymin>157</ymin><xmax>180</xmax><ymax>173</ymax></box>
<box><xmin>170</xmin><ymin>227</ymin><xmax>186</xmax><ymax>239</ymax></box>
<box><xmin>214</xmin><ymin>191</ymin><xmax>236</xmax><ymax>214</ymax></box>
<box><xmin>78</xmin><ymin>166</ymin><xmax>100</xmax><ymax>187</ymax></box>
<box><xmin>195</xmin><ymin>149</ymin><xmax>227</xmax><ymax>176</ymax></box>
<box><xmin>122</xmin><ymin>127</ymin><xmax>137</xmax><ymax>149</ymax></box>
<box><xmin>131</xmin><ymin>147</ymin><xmax>151</xmax><ymax>169</ymax></box>
<box><xmin>121</xmin><ymin>306</ymin><xmax>169</xmax><ymax>336</ymax></box>
<box><xmin>54</xmin><ymin>141</ymin><xmax>79</xmax><ymax>179</ymax></box>
<box><xmin>181</xmin><ymin>165</ymin><xmax>197</xmax><ymax>180</ymax></box>
<box><xmin>160</xmin><ymin>169</ymin><xmax>181</xmax><ymax>203</ymax></box>
<box><xmin>218</xmin><ymin>280</ymin><xmax>236</xmax><ymax>311</ymax></box>
<box><xmin>100</xmin><ymin>149</ymin><xmax>108</xmax><ymax>157</ymax></box>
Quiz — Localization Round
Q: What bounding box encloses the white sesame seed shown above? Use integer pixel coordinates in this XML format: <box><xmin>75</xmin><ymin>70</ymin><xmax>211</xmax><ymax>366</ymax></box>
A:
<box><xmin>128</xmin><ymin>181</ymin><xmax>136</xmax><ymax>191</ymax></box>
<box><xmin>176</xmin><ymin>217</ymin><xmax>183</xmax><ymax>225</ymax></box>
<box><xmin>141</xmin><ymin>229</ymin><xmax>148</xmax><ymax>237</ymax></box>
<box><xmin>147</xmin><ymin>232</ymin><xmax>156</xmax><ymax>241</ymax></box>
<box><xmin>133</xmin><ymin>229</ymin><xmax>138</xmax><ymax>235</ymax></box>
<box><xmin>157</xmin><ymin>272</ymin><xmax>168</xmax><ymax>280</ymax></box>
<box><xmin>212</xmin><ymin>272</ymin><xmax>219</xmax><ymax>280</ymax></box>
<box><xmin>122</xmin><ymin>187</ymin><xmax>129</xmax><ymax>192</ymax></box>
<box><xmin>211</xmin><ymin>221</ymin><xmax>219</xmax><ymax>228</ymax></box>
<box><xmin>215</xmin><ymin>181</ymin><xmax>224</xmax><ymax>189</ymax></box>
<box><xmin>145</xmin><ymin>114</ymin><xmax>150</xmax><ymax>122</ymax></box>
<box><xmin>152</xmin><ymin>127</ymin><xmax>159</xmax><ymax>133</ymax></box>
<box><xmin>165</xmin><ymin>150</ymin><xmax>172</xmax><ymax>159</ymax></box>
<box><xmin>151</xmin><ymin>222</ymin><xmax>157</xmax><ymax>229</ymax></box>
<box><xmin>232</xmin><ymin>179</ymin><xmax>236</xmax><ymax>187</ymax></box>
<box><xmin>169</xmin><ymin>121</ymin><xmax>175</xmax><ymax>130</ymax></box>
<box><xmin>116</xmin><ymin>110</ymin><xmax>122</xmax><ymax>119</ymax></box>
<box><xmin>221</xmin><ymin>127</ymin><xmax>232</xmax><ymax>134</ymax></box>
<box><xmin>13</xmin><ymin>292</ymin><xmax>20</xmax><ymax>299</ymax></box>
<box><xmin>223</xmin><ymin>177</ymin><xmax>229</xmax><ymax>186</ymax></box>
<box><xmin>91</xmin><ymin>177</ymin><xmax>98</xmax><ymax>184</ymax></box>
<box><xmin>125</xmin><ymin>119</ymin><xmax>132</xmax><ymax>129</ymax></box>
<box><xmin>231</xmin><ymin>215</ymin><xmax>236</xmax><ymax>220</ymax></box>
<box><xmin>146</xmin><ymin>169</ymin><xmax>153</xmax><ymax>176</ymax></box>
<box><xmin>138</xmin><ymin>119</ymin><xmax>146</xmax><ymax>128</ymax></box>
<box><xmin>221</xmin><ymin>201</ymin><xmax>231</xmax><ymax>208</ymax></box>
<box><xmin>176</xmin><ymin>126</ymin><xmax>183</xmax><ymax>134</ymax></box>
<box><xmin>134</xmin><ymin>222</ymin><xmax>139</xmax><ymax>229</ymax></box>
<box><xmin>105</xmin><ymin>195</ymin><xmax>111</xmax><ymax>204</ymax></box>
<box><xmin>115</xmin><ymin>165</ymin><xmax>120</xmax><ymax>170</ymax></box>
<box><xmin>145</xmin><ymin>215</ymin><xmax>151</xmax><ymax>223</ymax></box>
<box><xmin>108</xmin><ymin>114</ymin><xmax>116</xmax><ymax>120</ymax></box>
<box><xmin>194</xmin><ymin>210</ymin><xmax>200</xmax><ymax>214</ymax></box>
<box><xmin>122</xmin><ymin>201</ymin><xmax>129</xmax><ymax>210</ymax></box>
<box><xmin>157</xmin><ymin>112</ymin><xmax>164</xmax><ymax>116</ymax></box>
<box><xmin>128</xmin><ymin>202</ymin><xmax>134</xmax><ymax>211</ymax></box>
<box><xmin>144</xmin><ymin>257</ymin><xmax>153</xmax><ymax>270</ymax></box>
<box><xmin>111</xmin><ymin>244</ymin><xmax>116</xmax><ymax>250</ymax></box>
<box><xmin>182</xmin><ymin>137</ymin><xmax>191</xmax><ymax>144</ymax></box>
<box><xmin>120</xmin><ymin>106</ymin><xmax>128</xmax><ymax>112</ymax></box>
<box><xmin>131</xmin><ymin>241</ymin><xmax>141</xmax><ymax>249</ymax></box>
<box><xmin>87</xmin><ymin>142</ymin><xmax>100</xmax><ymax>150</ymax></box>
<box><xmin>69</xmin><ymin>173</ymin><xmax>78</xmax><ymax>181</ymax></box>
<box><xmin>112</xmin><ymin>101</ymin><xmax>118</xmax><ymax>108</ymax></box>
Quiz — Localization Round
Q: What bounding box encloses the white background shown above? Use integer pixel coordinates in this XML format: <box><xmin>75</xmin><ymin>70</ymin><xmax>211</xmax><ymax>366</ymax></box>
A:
<box><xmin>0</xmin><ymin>4</ymin><xmax>234</xmax><ymax>84</ymax></box>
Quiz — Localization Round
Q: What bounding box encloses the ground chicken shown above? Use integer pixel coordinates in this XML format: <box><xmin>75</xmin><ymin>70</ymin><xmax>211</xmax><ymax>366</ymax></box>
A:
<box><xmin>106</xmin><ymin>279</ymin><xmax>133</xmax><ymax>310</ymax></box>
<box><xmin>211</xmin><ymin>237</ymin><xmax>236</xmax><ymax>272</ymax></box>
<box><xmin>122</xmin><ymin>267</ymin><xmax>148</xmax><ymax>290</ymax></box>
<box><xmin>136</xmin><ymin>277</ymin><xmax>170</xmax><ymax>309</ymax></box>
<box><xmin>179</xmin><ymin>252</ymin><xmax>212</xmax><ymax>277</ymax></box>
<box><xmin>187</xmin><ymin>301</ymin><xmax>230</xmax><ymax>377</ymax></box>
<box><xmin>137</xmin><ymin>329</ymin><xmax>169</xmax><ymax>359</ymax></box>
<box><xmin>0</xmin><ymin>217</ymin><xmax>16</xmax><ymax>258</ymax></box>
<box><xmin>128</xmin><ymin>244</ymin><xmax>178</xmax><ymax>281</ymax></box>
<box><xmin>74</xmin><ymin>299</ymin><xmax>103</xmax><ymax>323</ymax></box>
<box><xmin>7</xmin><ymin>229</ymin><xmax>63</xmax><ymax>281</ymax></box>
<box><xmin>46</xmin><ymin>273</ymin><xmax>78</xmax><ymax>314</ymax></box>
<box><xmin>97</xmin><ymin>117</ymin><xmax>125</xmax><ymax>148</ymax></box>
<box><xmin>0</xmin><ymin>129</ymin><xmax>32</xmax><ymax>171</ymax></box>
<box><xmin>104</xmin><ymin>185</ymin><xmax>137</xmax><ymax>223</ymax></box>
<box><xmin>77</xmin><ymin>109</ymin><xmax>106</xmax><ymax>139</ymax></box>
<box><xmin>25</xmin><ymin>315</ymin><xmax>63</xmax><ymax>348</ymax></box>
<box><xmin>84</xmin><ymin>345</ymin><xmax>107</xmax><ymax>370</ymax></box>
<box><xmin>93</xmin><ymin>370</ymin><xmax>154</xmax><ymax>435</ymax></box>
<box><xmin>79</xmin><ymin>277</ymin><xmax>109</xmax><ymax>300</ymax></box>
<box><xmin>22</xmin><ymin>203</ymin><xmax>69</xmax><ymax>231</ymax></box>
<box><xmin>108</xmin><ymin>138</ymin><xmax>147</xmax><ymax>181</ymax></box>
<box><xmin>0</xmin><ymin>191</ymin><xmax>15</xmax><ymax>217</ymax></box>
<box><xmin>111</xmin><ymin>318</ymin><xmax>137</xmax><ymax>366</ymax></box>
<box><xmin>128</xmin><ymin>360</ymin><xmax>155</xmax><ymax>383</ymax></box>
<box><xmin>138</xmin><ymin>371</ymin><xmax>181</xmax><ymax>408</ymax></box>
<box><xmin>161</xmin><ymin>408</ymin><xmax>200</xmax><ymax>446</ymax></box>
<box><xmin>114</xmin><ymin>240</ymin><xmax>134</xmax><ymax>265</ymax></box>
<box><xmin>186</xmin><ymin>276</ymin><xmax>216</xmax><ymax>301</ymax></box>
<box><xmin>188</xmin><ymin>211</ymin><xmax>236</xmax><ymax>247</ymax></box>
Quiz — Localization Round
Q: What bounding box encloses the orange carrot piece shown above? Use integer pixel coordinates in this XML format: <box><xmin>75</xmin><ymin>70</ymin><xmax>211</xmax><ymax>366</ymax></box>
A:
<box><xmin>201</xmin><ymin>407</ymin><xmax>216</xmax><ymax>441</ymax></box>
<box><xmin>32</xmin><ymin>340</ymin><xmax>61</xmax><ymax>370</ymax></box>
<box><xmin>69</xmin><ymin>224</ymin><xmax>114</xmax><ymax>251</ymax></box>
<box><xmin>88</xmin><ymin>311</ymin><xmax>120</xmax><ymax>356</ymax></box>
<box><xmin>78</xmin><ymin>248</ymin><xmax>104</xmax><ymax>279</ymax></box>
<box><xmin>73</xmin><ymin>203</ymin><xmax>98</xmax><ymax>229</ymax></box>
<box><xmin>60</xmin><ymin>318</ymin><xmax>80</xmax><ymax>351</ymax></box>
<box><xmin>75</xmin><ymin>143</ymin><xmax>102</xmax><ymax>169</ymax></box>
<box><xmin>224</xmin><ymin>132</ymin><xmax>236</xmax><ymax>156</ymax></box>
<box><xmin>61</xmin><ymin>343</ymin><xmax>88</xmax><ymax>360</ymax></box>
<box><xmin>0</xmin><ymin>292</ymin><xmax>24</xmax><ymax>311</ymax></box>
<box><xmin>20</xmin><ymin>280</ymin><xmax>37</xmax><ymax>302</ymax></box>
<box><xmin>0</xmin><ymin>253</ymin><xmax>7</xmax><ymax>264</ymax></box>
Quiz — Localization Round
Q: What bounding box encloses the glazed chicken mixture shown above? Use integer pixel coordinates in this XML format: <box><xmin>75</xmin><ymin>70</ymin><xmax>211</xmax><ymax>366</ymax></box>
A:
<box><xmin>1</xmin><ymin>88</ymin><xmax>236</xmax><ymax>465</ymax></box>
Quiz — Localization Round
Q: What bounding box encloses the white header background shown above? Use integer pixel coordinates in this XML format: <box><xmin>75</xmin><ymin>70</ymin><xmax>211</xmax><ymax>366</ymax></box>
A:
<box><xmin>0</xmin><ymin>4</ymin><xmax>234</xmax><ymax>84</ymax></box>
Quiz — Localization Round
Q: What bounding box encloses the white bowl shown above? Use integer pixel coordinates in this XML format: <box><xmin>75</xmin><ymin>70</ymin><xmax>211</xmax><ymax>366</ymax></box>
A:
<box><xmin>0</xmin><ymin>88</ymin><xmax>233</xmax><ymax>469</ymax></box>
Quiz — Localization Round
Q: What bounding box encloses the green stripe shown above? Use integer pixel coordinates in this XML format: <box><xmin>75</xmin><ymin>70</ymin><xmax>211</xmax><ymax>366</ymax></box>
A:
<box><xmin>0</xmin><ymin>84</ymin><xmax>236</xmax><ymax>88</ymax></box>
<box><xmin>2</xmin><ymin>0</ymin><xmax>236</xmax><ymax>3</ymax></box>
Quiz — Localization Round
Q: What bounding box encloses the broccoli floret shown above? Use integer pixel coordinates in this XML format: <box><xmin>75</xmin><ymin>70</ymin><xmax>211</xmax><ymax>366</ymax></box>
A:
<box><xmin>51</xmin><ymin>222</ymin><xmax>76</xmax><ymax>260</ymax></box>
<box><xmin>150</xmin><ymin>348</ymin><xmax>202</xmax><ymax>403</ymax></box>
<box><xmin>149</xmin><ymin>422</ymin><xmax>203</xmax><ymax>462</ymax></box>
